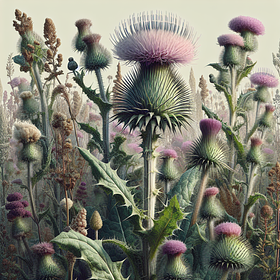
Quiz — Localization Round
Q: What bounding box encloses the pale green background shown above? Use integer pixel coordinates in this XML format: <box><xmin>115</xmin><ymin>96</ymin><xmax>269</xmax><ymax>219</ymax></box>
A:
<box><xmin>1</xmin><ymin>0</ymin><xmax>280</xmax><ymax>93</ymax></box>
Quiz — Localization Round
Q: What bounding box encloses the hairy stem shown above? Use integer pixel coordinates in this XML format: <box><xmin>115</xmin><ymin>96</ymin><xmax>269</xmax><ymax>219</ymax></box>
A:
<box><xmin>221</xmin><ymin>270</ymin><xmax>229</xmax><ymax>280</ymax></box>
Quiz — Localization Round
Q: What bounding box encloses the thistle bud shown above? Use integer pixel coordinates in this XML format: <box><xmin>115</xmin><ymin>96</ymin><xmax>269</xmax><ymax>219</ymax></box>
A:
<box><xmin>156</xmin><ymin>240</ymin><xmax>189</xmax><ymax>280</ymax></box>
<box><xmin>260</xmin><ymin>204</ymin><xmax>273</xmax><ymax>219</ymax></box>
<box><xmin>158</xmin><ymin>149</ymin><xmax>178</xmax><ymax>182</ymax></box>
<box><xmin>246</xmin><ymin>137</ymin><xmax>262</xmax><ymax>165</ymax></box>
<box><xmin>74</xmin><ymin>19</ymin><xmax>92</xmax><ymax>53</ymax></box>
<box><xmin>89</xmin><ymin>210</ymin><xmax>103</xmax><ymax>231</ymax></box>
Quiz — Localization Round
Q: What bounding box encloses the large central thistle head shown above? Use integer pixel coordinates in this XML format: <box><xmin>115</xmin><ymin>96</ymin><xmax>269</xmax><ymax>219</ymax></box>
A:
<box><xmin>111</xmin><ymin>12</ymin><xmax>197</xmax><ymax>66</ymax></box>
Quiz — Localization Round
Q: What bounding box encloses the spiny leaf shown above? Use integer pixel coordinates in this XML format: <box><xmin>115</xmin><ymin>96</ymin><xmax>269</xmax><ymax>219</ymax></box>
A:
<box><xmin>103</xmin><ymin>239</ymin><xmax>143</xmax><ymax>280</ymax></box>
<box><xmin>51</xmin><ymin>230</ymin><xmax>126</xmax><ymax>280</ymax></box>
<box><xmin>78</xmin><ymin>147</ymin><xmax>144</xmax><ymax>230</ymax></box>
<box><xmin>140</xmin><ymin>196</ymin><xmax>185</xmax><ymax>260</ymax></box>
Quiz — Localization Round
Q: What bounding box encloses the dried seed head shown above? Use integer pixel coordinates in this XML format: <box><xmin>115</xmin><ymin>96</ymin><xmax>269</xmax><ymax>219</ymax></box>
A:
<box><xmin>260</xmin><ymin>204</ymin><xmax>273</xmax><ymax>219</ymax></box>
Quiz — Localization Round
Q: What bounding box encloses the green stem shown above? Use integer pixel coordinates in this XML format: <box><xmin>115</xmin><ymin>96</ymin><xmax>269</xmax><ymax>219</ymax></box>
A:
<box><xmin>190</xmin><ymin>165</ymin><xmax>210</xmax><ymax>227</ymax></box>
<box><xmin>142</xmin><ymin>122</ymin><xmax>158</xmax><ymax>280</ymax></box>
<box><xmin>207</xmin><ymin>219</ymin><xmax>215</xmax><ymax>241</ymax></box>
<box><xmin>1</xmin><ymin>166</ymin><xmax>5</xmax><ymax>207</ymax></box>
<box><xmin>27</xmin><ymin>161</ymin><xmax>41</xmax><ymax>242</ymax></box>
<box><xmin>31</xmin><ymin>63</ymin><xmax>50</xmax><ymax>142</ymax></box>
<box><xmin>95</xmin><ymin>68</ymin><xmax>110</xmax><ymax>163</ymax></box>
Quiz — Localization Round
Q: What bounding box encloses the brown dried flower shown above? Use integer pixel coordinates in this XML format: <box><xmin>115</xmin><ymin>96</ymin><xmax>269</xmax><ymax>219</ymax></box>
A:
<box><xmin>70</xmin><ymin>208</ymin><xmax>87</xmax><ymax>236</ymax></box>
<box><xmin>13</xmin><ymin>121</ymin><xmax>41</xmax><ymax>143</ymax></box>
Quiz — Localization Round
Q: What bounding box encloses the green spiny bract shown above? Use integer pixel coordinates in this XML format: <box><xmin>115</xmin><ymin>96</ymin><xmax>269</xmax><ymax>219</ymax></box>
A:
<box><xmin>36</xmin><ymin>254</ymin><xmax>66</xmax><ymax>280</ymax></box>
<box><xmin>246</xmin><ymin>137</ymin><xmax>262</xmax><ymax>165</ymax></box>
<box><xmin>223</xmin><ymin>45</ymin><xmax>244</xmax><ymax>67</ymax></box>
<box><xmin>11</xmin><ymin>216</ymin><xmax>31</xmax><ymax>240</ymax></box>
<box><xmin>20</xmin><ymin>142</ymin><xmax>41</xmax><ymax>163</ymax></box>
<box><xmin>253</xmin><ymin>86</ymin><xmax>270</xmax><ymax>103</ymax></box>
<box><xmin>240</xmin><ymin>31</ymin><xmax>258</xmax><ymax>52</ymax></box>
<box><xmin>112</xmin><ymin>64</ymin><xmax>192</xmax><ymax>133</ymax></box>
<box><xmin>82</xmin><ymin>34</ymin><xmax>112</xmax><ymax>71</ymax></box>
<box><xmin>187</xmin><ymin>137</ymin><xmax>229</xmax><ymax>172</ymax></box>
<box><xmin>159</xmin><ymin>157</ymin><xmax>178</xmax><ymax>182</ymax></box>
<box><xmin>19</xmin><ymin>91</ymin><xmax>39</xmax><ymax>115</ymax></box>
<box><xmin>209</xmin><ymin>236</ymin><xmax>254</xmax><ymax>273</ymax></box>
<box><xmin>200</xmin><ymin>194</ymin><xmax>225</xmax><ymax>220</ymax></box>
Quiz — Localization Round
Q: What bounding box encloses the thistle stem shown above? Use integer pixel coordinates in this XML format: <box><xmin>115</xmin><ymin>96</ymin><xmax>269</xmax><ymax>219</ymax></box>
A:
<box><xmin>27</xmin><ymin>161</ymin><xmax>41</xmax><ymax>242</ymax></box>
<box><xmin>207</xmin><ymin>219</ymin><xmax>215</xmax><ymax>241</ymax></box>
<box><xmin>190</xmin><ymin>165</ymin><xmax>210</xmax><ymax>227</ymax></box>
<box><xmin>221</xmin><ymin>270</ymin><xmax>229</xmax><ymax>280</ymax></box>
<box><xmin>30</xmin><ymin>63</ymin><xmax>50</xmax><ymax>142</ymax></box>
<box><xmin>95</xmin><ymin>68</ymin><xmax>110</xmax><ymax>163</ymax></box>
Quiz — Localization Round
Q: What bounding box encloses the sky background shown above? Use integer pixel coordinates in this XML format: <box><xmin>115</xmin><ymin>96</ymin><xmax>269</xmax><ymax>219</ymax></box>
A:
<box><xmin>1</xmin><ymin>0</ymin><xmax>280</xmax><ymax>95</ymax></box>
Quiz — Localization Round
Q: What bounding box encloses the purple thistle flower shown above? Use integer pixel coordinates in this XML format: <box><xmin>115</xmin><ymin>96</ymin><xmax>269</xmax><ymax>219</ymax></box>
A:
<box><xmin>162</xmin><ymin>240</ymin><xmax>187</xmax><ymax>256</ymax></box>
<box><xmin>250</xmin><ymin>137</ymin><xmax>262</xmax><ymax>147</ymax></box>
<box><xmin>5</xmin><ymin>201</ymin><xmax>24</xmax><ymax>210</ymax></box>
<box><xmin>7</xmin><ymin>212</ymin><xmax>17</xmax><ymax>220</ymax></box>
<box><xmin>79</xmin><ymin>186</ymin><xmax>87</xmax><ymax>191</ymax></box>
<box><xmin>7</xmin><ymin>192</ymin><xmax>23</xmax><ymax>202</ymax></box>
<box><xmin>229</xmin><ymin>16</ymin><xmax>265</xmax><ymax>35</ymax></box>
<box><xmin>11</xmin><ymin>178</ymin><xmax>23</xmax><ymax>185</ymax></box>
<box><xmin>127</xmin><ymin>143</ymin><xmax>143</xmax><ymax>153</ymax></box>
<box><xmin>181</xmin><ymin>140</ymin><xmax>192</xmax><ymax>152</ymax></box>
<box><xmin>9</xmin><ymin>208</ymin><xmax>27</xmax><ymax>218</ymax></box>
<box><xmin>161</xmin><ymin>149</ymin><xmax>178</xmax><ymax>159</ymax></box>
<box><xmin>262</xmin><ymin>148</ymin><xmax>274</xmax><ymax>155</ymax></box>
<box><xmin>199</xmin><ymin>119</ymin><xmax>222</xmax><ymax>138</ymax></box>
<box><xmin>31</xmin><ymin>242</ymin><xmax>55</xmax><ymax>256</ymax></box>
<box><xmin>112</xmin><ymin>12</ymin><xmax>197</xmax><ymax>66</ymax></box>
<box><xmin>22</xmin><ymin>210</ymin><xmax>32</xmax><ymax>218</ymax></box>
<box><xmin>81</xmin><ymin>181</ymin><xmax>86</xmax><ymax>186</ymax></box>
<box><xmin>21</xmin><ymin>200</ymin><xmax>29</xmax><ymax>207</ymax></box>
<box><xmin>250</xmin><ymin>71</ymin><xmax>278</xmax><ymax>88</ymax></box>
<box><xmin>217</xmin><ymin>34</ymin><xmax>244</xmax><ymax>47</ymax></box>
<box><xmin>8</xmin><ymin>77</ymin><xmax>21</xmax><ymax>89</ymax></box>
<box><xmin>214</xmin><ymin>222</ymin><xmax>241</xmax><ymax>237</ymax></box>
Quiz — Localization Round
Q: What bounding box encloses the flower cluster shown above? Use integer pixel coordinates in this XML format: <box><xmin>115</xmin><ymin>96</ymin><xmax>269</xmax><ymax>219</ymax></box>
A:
<box><xmin>6</xmin><ymin>192</ymin><xmax>31</xmax><ymax>221</ymax></box>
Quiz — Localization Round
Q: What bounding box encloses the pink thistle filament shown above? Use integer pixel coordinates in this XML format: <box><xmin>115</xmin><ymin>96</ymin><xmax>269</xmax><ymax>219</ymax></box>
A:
<box><xmin>31</xmin><ymin>242</ymin><xmax>55</xmax><ymax>256</ymax></box>
<box><xmin>217</xmin><ymin>34</ymin><xmax>244</xmax><ymax>47</ymax></box>
<box><xmin>250</xmin><ymin>71</ymin><xmax>278</xmax><ymax>88</ymax></box>
<box><xmin>199</xmin><ymin>119</ymin><xmax>222</xmax><ymax>138</ymax></box>
<box><xmin>204</xmin><ymin>187</ymin><xmax>219</xmax><ymax>197</ymax></box>
<box><xmin>214</xmin><ymin>222</ymin><xmax>241</xmax><ymax>237</ymax></box>
<box><xmin>112</xmin><ymin>12</ymin><xmax>197</xmax><ymax>66</ymax></box>
<box><xmin>161</xmin><ymin>149</ymin><xmax>178</xmax><ymax>159</ymax></box>
<box><xmin>162</xmin><ymin>240</ymin><xmax>187</xmax><ymax>256</ymax></box>
<box><xmin>229</xmin><ymin>16</ymin><xmax>265</xmax><ymax>35</ymax></box>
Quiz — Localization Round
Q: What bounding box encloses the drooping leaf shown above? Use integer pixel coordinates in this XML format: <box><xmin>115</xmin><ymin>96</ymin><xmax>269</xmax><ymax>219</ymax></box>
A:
<box><xmin>140</xmin><ymin>196</ymin><xmax>185</xmax><ymax>260</ymax></box>
<box><xmin>168</xmin><ymin>167</ymin><xmax>201</xmax><ymax>210</ymax></box>
<box><xmin>245</xmin><ymin>192</ymin><xmax>267</xmax><ymax>211</ymax></box>
<box><xmin>51</xmin><ymin>230</ymin><xmax>126</xmax><ymax>280</ymax></box>
<box><xmin>78</xmin><ymin>147</ymin><xmax>144</xmax><ymax>230</ymax></box>
<box><xmin>208</xmin><ymin>63</ymin><xmax>229</xmax><ymax>72</ymax></box>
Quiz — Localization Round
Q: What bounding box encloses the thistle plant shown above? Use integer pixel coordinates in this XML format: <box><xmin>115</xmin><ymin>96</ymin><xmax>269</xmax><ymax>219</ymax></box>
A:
<box><xmin>209</xmin><ymin>222</ymin><xmax>254</xmax><ymax>280</ymax></box>
<box><xmin>156</xmin><ymin>240</ymin><xmax>190</xmax><ymax>280</ymax></box>
<box><xmin>200</xmin><ymin>187</ymin><xmax>225</xmax><ymax>240</ymax></box>
<box><xmin>31</xmin><ymin>242</ymin><xmax>66</xmax><ymax>280</ymax></box>
<box><xmin>187</xmin><ymin>118</ymin><xmax>229</xmax><ymax>226</ymax></box>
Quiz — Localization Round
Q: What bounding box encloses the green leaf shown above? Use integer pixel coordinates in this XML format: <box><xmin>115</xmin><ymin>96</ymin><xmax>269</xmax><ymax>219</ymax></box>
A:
<box><xmin>103</xmin><ymin>239</ymin><xmax>143</xmax><ymax>280</ymax></box>
<box><xmin>237</xmin><ymin>62</ymin><xmax>257</xmax><ymax>85</ymax></box>
<box><xmin>51</xmin><ymin>230</ymin><xmax>126</xmax><ymax>280</ymax></box>
<box><xmin>245</xmin><ymin>192</ymin><xmax>267</xmax><ymax>211</ymax></box>
<box><xmin>38</xmin><ymin>207</ymin><xmax>50</xmax><ymax>223</ymax></box>
<box><xmin>208</xmin><ymin>63</ymin><xmax>228</xmax><ymax>72</ymax></box>
<box><xmin>78</xmin><ymin>147</ymin><xmax>144</xmax><ymax>230</ymax></box>
<box><xmin>141</xmin><ymin>196</ymin><xmax>185</xmax><ymax>260</ymax></box>
<box><xmin>78</xmin><ymin>122</ymin><xmax>103</xmax><ymax>153</ymax></box>
<box><xmin>168</xmin><ymin>167</ymin><xmax>201</xmax><ymax>210</ymax></box>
